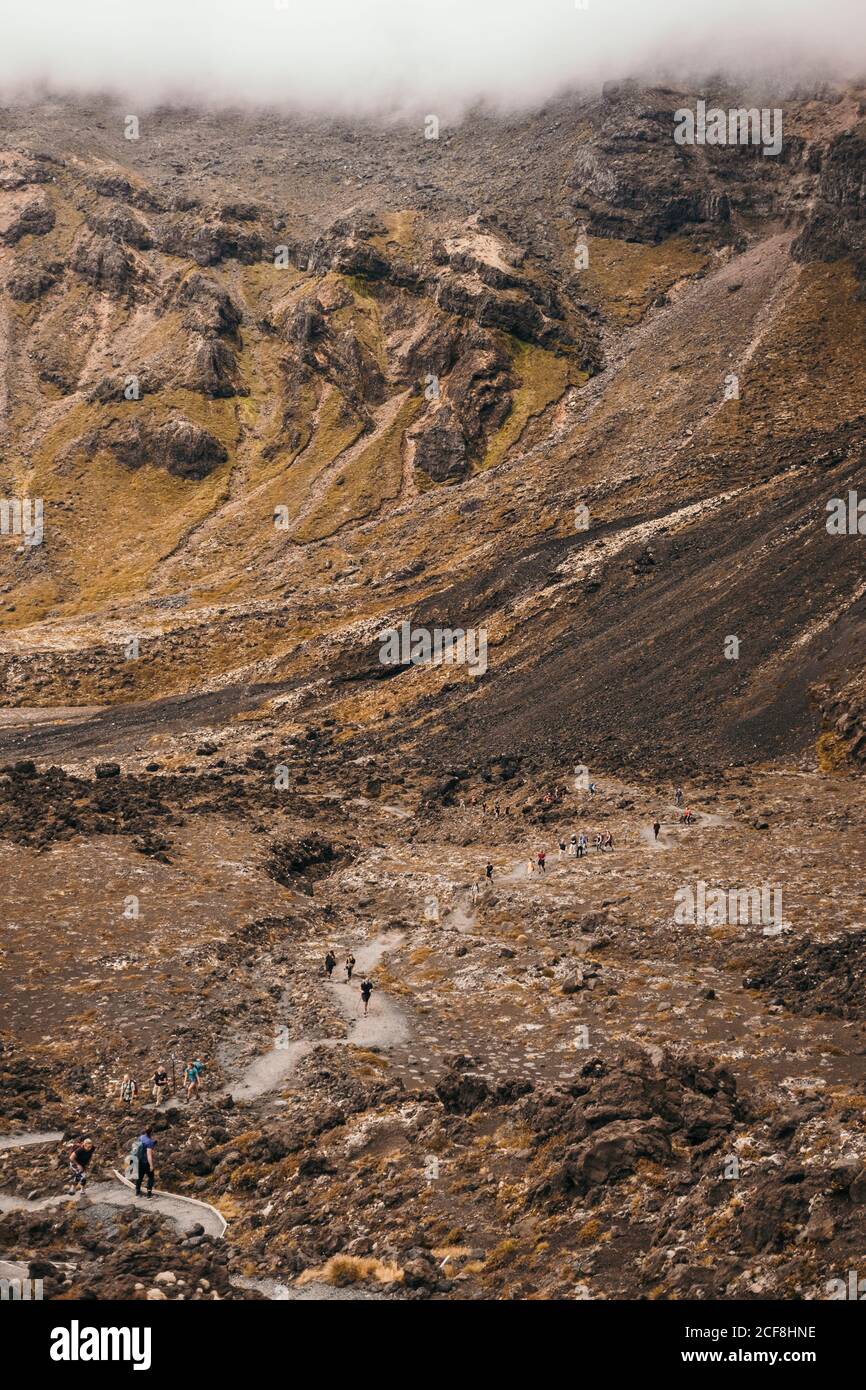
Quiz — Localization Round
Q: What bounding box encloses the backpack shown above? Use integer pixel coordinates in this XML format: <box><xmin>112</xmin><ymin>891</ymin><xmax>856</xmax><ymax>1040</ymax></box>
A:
<box><xmin>130</xmin><ymin>1138</ymin><xmax>144</xmax><ymax>1163</ymax></box>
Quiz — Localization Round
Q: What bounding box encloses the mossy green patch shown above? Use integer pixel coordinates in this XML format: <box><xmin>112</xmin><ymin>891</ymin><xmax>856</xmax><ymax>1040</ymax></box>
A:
<box><xmin>481</xmin><ymin>341</ymin><xmax>579</xmax><ymax>472</ymax></box>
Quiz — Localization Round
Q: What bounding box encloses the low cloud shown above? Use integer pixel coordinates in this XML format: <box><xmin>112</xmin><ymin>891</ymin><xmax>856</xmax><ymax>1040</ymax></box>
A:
<box><xmin>2</xmin><ymin>0</ymin><xmax>865</xmax><ymax>116</ymax></box>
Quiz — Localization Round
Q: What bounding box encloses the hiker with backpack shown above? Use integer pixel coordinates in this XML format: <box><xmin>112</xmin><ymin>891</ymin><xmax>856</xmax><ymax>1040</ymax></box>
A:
<box><xmin>132</xmin><ymin>1129</ymin><xmax>156</xmax><ymax>1198</ymax></box>
<box><xmin>360</xmin><ymin>978</ymin><xmax>374</xmax><ymax>1017</ymax></box>
<box><xmin>324</xmin><ymin>950</ymin><xmax>337</xmax><ymax>979</ymax></box>
<box><xmin>345</xmin><ymin>953</ymin><xmax>356</xmax><ymax>982</ymax></box>
<box><xmin>118</xmin><ymin>1074</ymin><xmax>137</xmax><ymax>1106</ymax></box>
<box><xmin>184</xmin><ymin>1058</ymin><xmax>204</xmax><ymax>1101</ymax></box>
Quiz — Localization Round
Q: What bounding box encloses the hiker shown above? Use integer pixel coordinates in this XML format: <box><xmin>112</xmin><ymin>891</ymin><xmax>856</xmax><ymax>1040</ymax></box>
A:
<box><xmin>493</xmin><ymin>801</ymin><xmax>500</xmax><ymax>818</ymax></box>
<box><xmin>133</xmin><ymin>1129</ymin><xmax>156</xmax><ymax>1198</ymax></box>
<box><xmin>682</xmin><ymin>808</ymin><xmax>694</xmax><ymax>826</ymax></box>
<box><xmin>485</xmin><ymin>863</ymin><xmax>494</xmax><ymax>881</ymax></box>
<box><xmin>588</xmin><ymin>782</ymin><xmax>598</xmax><ymax>796</ymax></box>
<box><xmin>537</xmin><ymin>850</ymin><xmax>546</xmax><ymax>873</ymax></box>
<box><xmin>653</xmin><ymin>820</ymin><xmax>661</xmax><ymax>841</ymax></box>
<box><xmin>603</xmin><ymin>831</ymin><xmax>614</xmax><ymax>851</ymax></box>
<box><xmin>558</xmin><ymin>838</ymin><xmax>566</xmax><ymax>860</ymax></box>
<box><xmin>151</xmin><ymin>1063</ymin><xmax>170</xmax><ymax>1105</ymax></box>
<box><xmin>578</xmin><ymin>832</ymin><xmax>588</xmax><ymax>857</ymax></box>
<box><xmin>570</xmin><ymin>832</ymin><xmax>578</xmax><ymax>856</ymax></box>
<box><xmin>67</xmin><ymin>1138</ymin><xmax>94</xmax><ymax>1195</ymax></box>
<box><xmin>594</xmin><ymin>834</ymin><xmax>603</xmax><ymax>852</ymax></box>
<box><xmin>674</xmin><ymin>787</ymin><xmax>684</xmax><ymax>808</ymax></box>
<box><xmin>119</xmin><ymin>1073</ymin><xmax>137</xmax><ymax>1106</ymax></box>
<box><xmin>526</xmin><ymin>858</ymin><xmax>535</xmax><ymax>876</ymax></box>
<box><xmin>471</xmin><ymin>880</ymin><xmax>480</xmax><ymax>903</ymax></box>
<box><xmin>324</xmin><ymin>950</ymin><xmax>337</xmax><ymax>979</ymax></box>
<box><xmin>184</xmin><ymin>1058</ymin><xmax>204</xmax><ymax>1101</ymax></box>
<box><xmin>345</xmin><ymin>953</ymin><xmax>356</xmax><ymax>982</ymax></box>
<box><xmin>360</xmin><ymin>978</ymin><xmax>374</xmax><ymax>1017</ymax></box>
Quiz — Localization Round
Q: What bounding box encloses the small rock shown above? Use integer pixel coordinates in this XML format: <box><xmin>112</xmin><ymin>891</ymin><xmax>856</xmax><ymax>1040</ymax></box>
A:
<box><xmin>848</xmin><ymin>1167</ymin><xmax>866</xmax><ymax>1203</ymax></box>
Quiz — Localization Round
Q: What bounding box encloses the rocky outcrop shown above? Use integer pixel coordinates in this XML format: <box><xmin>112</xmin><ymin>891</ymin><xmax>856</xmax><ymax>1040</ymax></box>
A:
<box><xmin>70</xmin><ymin>229</ymin><xmax>137</xmax><ymax>297</ymax></box>
<box><xmin>0</xmin><ymin>191</ymin><xmax>55</xmax><ymax>245</ymax></box>
<box><xmin>87</xmin><ymin>203</ymin><xmax>153</xmax><ymax>249</ymax></box>
<box><xmin>812</xmin><ymin>676</ymin><xmax>866</xmax><ymax>767</ymax></box>
<box><xmin>793</xmin><ymin>131</ymin><xmax>866</xmax><ymax>282</ymax></box>
<box><xmin>159</xmin><ymin>217</ymin><xmax>264</xmax><ymax>266</ymax></box>
<box><xmin>264</xmin><ymin>835</ymin><xmax>345</xmax><ymax>887</ymax></box>
<box><xmin>188</xmin><ymin>338</ymin><xmax>245</xmax><ymax>398</ymax></box>
<box><xmin>435</xmin><ymin>272</ymin><xmax>566</xmax><ymax>347</ymax></box>
<box><xmin>6</xmin><ymin>260</ymin><xmax>62</xmax><ymax>301</ymax></box>
<box><xmin>85</xmin><ymin>171</ymin><xmax>164</xmax><ymax>211</ymax></box>
<box><xmin>100</xmin><ymin>415</ymin><xmax>228</xmax><ymax>478</ymax></box>
<box><xmin>411</xmin><ymin>406</ymin><xmax>469</xmax><ymax>482</ymax></box>
<box><xmin>172</xmin><ymin>272</ymin><xmax>243</xmax><ymax>337</ymax></box>
<box><xmin>526</xmin><ymin>1049</ymin><xmax>740</xmax><ymax>1203</ymax></box>
<box><xmin>409</xmin><ymin>334</ymin><xmax>514</xmax><ymax>483</ymax></box>
<box><xmin>744</xmin><ymin>930</ymin><xmax>866</xmax><ymax>1019</ymax></box>
<box><xmin>0</xmin><ymin>152</ymin><xmax>56</xmax><ymax>191</ymax></box>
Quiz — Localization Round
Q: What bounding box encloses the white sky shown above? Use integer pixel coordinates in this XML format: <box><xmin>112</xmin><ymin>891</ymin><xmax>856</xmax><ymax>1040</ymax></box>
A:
<box><xmin>2</xmin><ymin>0</ymin><xmax>865</xmax><ymax>114</ymax></box>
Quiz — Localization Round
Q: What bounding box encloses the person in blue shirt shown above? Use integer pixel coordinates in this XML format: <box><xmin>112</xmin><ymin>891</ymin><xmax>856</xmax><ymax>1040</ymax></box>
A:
<box><xmin>133</xmin><ymin>1130</ymin><xmax>155</xmax><ymax>1197</ymax></box>
<box><xmin>184</xmin><ymin>1058</ymin><xmax>204</xmax><ymax>1101</ymax></box>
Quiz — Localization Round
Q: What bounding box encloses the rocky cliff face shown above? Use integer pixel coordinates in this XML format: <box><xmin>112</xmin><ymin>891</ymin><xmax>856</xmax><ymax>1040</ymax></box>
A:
<box><xmin>0</xmin><ymin>87</ymin><xmax>863</xmax><ymax>775</ymax></box>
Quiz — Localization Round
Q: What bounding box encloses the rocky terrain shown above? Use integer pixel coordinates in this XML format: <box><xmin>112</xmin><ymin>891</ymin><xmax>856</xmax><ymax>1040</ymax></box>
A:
<box><xmin>0</xmin><ymin>83</ymin><xmax>864</xmax><ymax>1301</ymax></box>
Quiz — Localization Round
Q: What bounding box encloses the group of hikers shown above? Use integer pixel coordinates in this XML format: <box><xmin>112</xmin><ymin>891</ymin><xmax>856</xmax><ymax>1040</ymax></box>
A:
<box><xmin>673</xmin><ymin>788</ymin><xmax>695</xmax><ymax>822</ymax></box>
<box><xmin>478</xmin><ymin>787</ymin><xmax>696</xmax><ymax>885</ymax></box>
<box><xmin>66</xmin><ymin>1126</ymin><xmax>157</xmax><ymax>1200</ymax></box>
<box><xmin>479</xmin><ymin>830</ymin><xmax>615</xmax><ymax>885</ymax></box>
<box><xmin>69</xmin><ymin>1059</ymin><xmax>207</xmax><ymax>1199</ymax></box>
<box><xmin>323</xmin><ymin>950</ymin><xmax>375</xmax><ymax>1015</ymax></box>
<box><xmin>118</xmin><ymin>1058</ymin><xmax>206</xmax><ymax>1108</ymax></box>
<box><xmin>68</xmin><ymin>939</ymin><xmax>379</xmax><ymax>1205</ymax></box>
<box><xmin>532</xmin><ymin>832</ymin><xmax>614</xmax><ymax>873</ymax></box>
<box><xmin>63</xmin><ymin>1050</ymin><xmax>208</xmax><ymax>1201</ymax></box>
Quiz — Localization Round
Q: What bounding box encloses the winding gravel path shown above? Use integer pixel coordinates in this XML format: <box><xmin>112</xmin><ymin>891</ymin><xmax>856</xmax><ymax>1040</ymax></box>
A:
<box><xmin>0</xmin><ymin>1179</ymin><xmax>225</xmax><ymax>1236</ymax></box>
<box><xmin>230</xmin><ymin>931</ymin><xmax>408</xmax><ymax>1102</ymax></box>
<box><xmin>0</xmin><ymin>1131</ymin><xmax>226</xmax><ymax>1237</ymax></box>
